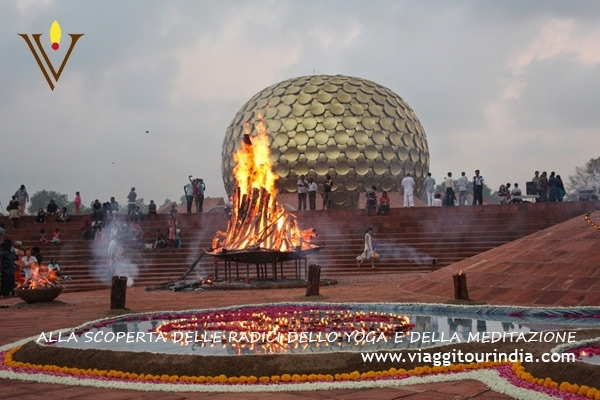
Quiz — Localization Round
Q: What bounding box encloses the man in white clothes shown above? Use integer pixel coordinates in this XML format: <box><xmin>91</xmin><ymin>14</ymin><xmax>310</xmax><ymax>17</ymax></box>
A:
<box><xmin>401</xmin><ymin>173</ymin><xmax>416</xmax><ymax>207</ymax></box>
<box><xmin>424</xmin><ymin>172</ymin><xmax>436</xmax><ymax>206</ymax></box>
<box><xmin>457</xmin><ymin>172</ymin><xmax>469</xmax><ymax>206</ymax></box>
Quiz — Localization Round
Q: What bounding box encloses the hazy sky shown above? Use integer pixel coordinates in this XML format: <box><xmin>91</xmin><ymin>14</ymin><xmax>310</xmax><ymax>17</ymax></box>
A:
<box><xmin>2</xmin><ymin>0</ymin><xmax>599</xmax><ymax>209</ymax></box>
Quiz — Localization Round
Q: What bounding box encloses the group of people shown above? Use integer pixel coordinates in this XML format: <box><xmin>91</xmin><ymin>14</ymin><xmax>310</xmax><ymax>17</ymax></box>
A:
<box><xmin>424</xmin><ymin>170</ymin><xmax>487</xmax><ymax>207</ymax></box>
<box><xmin>531</xmin><ymin>171</ymin><xmax>566</xmax><ymax>202</ymax></box>
<box><xmin>297</xmin><ymin>175</ymin><xmax>333</xmax><ymax>210</ymax></box>
<box><xmin>184</xmin><ymin>176</ymin><xmax>206</xmax><ymax>213</ymax></box>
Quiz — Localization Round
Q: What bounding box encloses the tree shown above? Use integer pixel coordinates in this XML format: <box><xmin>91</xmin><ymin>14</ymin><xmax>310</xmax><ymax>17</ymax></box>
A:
<box><xmin>161</xmin><ymin>198</ymin><xmax>173</xmax><ymax>208</ymax></box>
<box><xmin>28</xmin><ymin>190</ymin><xmax>69</xmax><ymax>215</ymax></box>
<box><xmin>568</xmin><ymin>157</ymin><xmax>600</xmax><ymax>196</ymax></box>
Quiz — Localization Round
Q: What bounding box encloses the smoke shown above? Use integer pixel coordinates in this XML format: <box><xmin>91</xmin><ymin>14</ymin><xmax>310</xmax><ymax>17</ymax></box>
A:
<box><xmin>385</xmin><ymin>243</ymin><xmax>433</xmax><ymax>265</ymax></box>
<box><xmin>90</xmin><ymin>220</ymin><xmax>139</xmax><ymax>287</ymax></box>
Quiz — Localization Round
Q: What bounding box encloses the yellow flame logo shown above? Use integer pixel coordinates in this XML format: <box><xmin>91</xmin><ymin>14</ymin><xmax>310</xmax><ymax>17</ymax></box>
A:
<box><xmin>50</xmin><ymin>20</ymin><xmax>61</xmax><ymax>50</ymax></box>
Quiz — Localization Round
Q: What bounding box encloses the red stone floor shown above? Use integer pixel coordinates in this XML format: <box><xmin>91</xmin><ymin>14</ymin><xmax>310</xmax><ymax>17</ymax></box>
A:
<box><xmin>0</xmin><ymin>274</ymin><xmax>519</xmax><ymax>399</ymax></box>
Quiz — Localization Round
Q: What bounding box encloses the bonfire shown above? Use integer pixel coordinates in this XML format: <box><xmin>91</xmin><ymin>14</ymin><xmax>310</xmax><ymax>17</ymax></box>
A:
<box><xmin>212</xmin><ymin>116</ymin><xmax>318</xmax><ymax>255</ymax></box>
<box><xmin>16</xmin><ymin>264</ymin><xmax>64</xmax><ymax>303</ymax></box>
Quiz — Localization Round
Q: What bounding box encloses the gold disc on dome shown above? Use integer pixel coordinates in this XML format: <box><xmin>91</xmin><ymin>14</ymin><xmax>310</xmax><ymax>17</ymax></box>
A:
<box><xmin>406</xmin><ymin>120</ymin><xmax>416</xmax><ymax>133</ymax></box>
<box><xmin>397</xmin><ymin>147</ymin><xmax>409</xmax><ymax>161</ymax></box>
<box><xmin>323</xmin><ymin>83</ymin><xmax>338</xmax><ymax>93</ymax></box>
<box><xmin>303</xmin><ymin>84</ymin><xmax>319</xmax><ymax>94</ymax></box>
<box><xmin>355</xmin><ymin>160</ymin><xmax>369</xmax><ymax>176</ymax></box>
<box><xmin>273</xmin><ymin>87</ymin><xmax>286</xmax><ymax>96</ymax></box>
<box><xmin>373</xmin><ymin>131</ymin><xmax>386</xmax><ymax>145</ymax></box>
<box><xmin>265</xmin><ymin>107</ymin><xmax>278</xmax><ymax>119</ymax></box>
<box><xmin>314</xmin><ymin>161</ymin><xmax>329</xmax><ymax>175</ymax></box>
<box><xmin>374</xmin><ymin>160</ymin><xmax>387</xmax><ymax>175</ymax></box>
<box><xmin>342</xmin><ymin>116</ymin><xmax>357</xmax><ymax>129</ymax></box>
<box><xmin>297</xmin><ymin>92</ymin><xmax>312</xmax><ymax>105</ymax></box>
<box><xmin>314</xmin><ymin>130</ymin><xmax>329</xmax><ymax>144</ymax></box>
<box><xmin>404</xmin><ymin>161</ymin><xmax>414</xmax><ymax>174</ymax></box>
<box><xmin>362</xmin><ymin>117</ymin><xmax>376</xmax><ymax>130</ymax></box>
<box><xmin>256</xmin><ymin>98</ymin><xmax>269</xmax><ymax>108</ymax></box>
<box><xmin>325</xmin><ymin>145</ymin><xmax>340</xmax><ymax>159</ymax></box>
<box><xmin>275</xmin><ymin>132</ymin><xmax>289</xmax><ymax>146</ymax></box>
<box><xmin>284</xmin><ymin>147</ymin><xmax>300</xmax><ymax>161</ymax></box>
<box><xmin>274</xmin><ymin>163</ymin><xmax>289</xmax><ymax>178</ymax></box>
<box><xmin>327</xmin><ymin>157</ymin><xmax>338</xmax><ymax>168</ymax></box>
<box><xmin>294</xmin><ymin>162</ymin><xmax>309</xmax><ymax>175</ymax></box>
<box><xmin>335</xmin><ymin>161</ymin><xmax>350</xmax><ymax>175</ymax></box>
<box><xmin>330</xmin><ymin>103</ymin><xmax>345</xmax><ymax>115</ymax></box>
<box><xmin>329</xmin><ymin>76</ymin><xmax>345</xmax><ymax>85</ymax></box>
<box><xmin>415</xmin><ymin>163</ymin><xmax>423</xmax><ymax>177</ymax></box>
<box><xmin>382</xmin><ymin>146</ymin><xmax>395</xmax><ymax>161</ymax></box>
<box><xmin>333</xmin><ymin>191</ymin><xmax>347</xmax><ymax>206</ymax></box>
<box><xmin>302</xmin><ymin>117</ymin><xmax>317</xmax><ymax>130</ymax></box>
<box><xmin>345</xmin><ymin>145</ymin><xmax>360</xmax><ymax>159</ymax></box>
<box><xmin>380</xmin><ymin>118</ymin><xmax>393</xmax><ymax>131</ymax></box>
<box><xmin>267</xmin><ymin>118</ymin><xmax>282</xmax><ymax>132</ymax></box>
<box><xmin>292</xmin><ymin>104</ymin><xmax>306</xmax><ymax>117</ymax></box>
<box><xmin>345</xmin><ymin>176</ymin><xmax>359</xmax><ymax>190</ymax></box>
<box><xmin>283</xmin><ymin>118</ymin><xmax>298</xmax><ymax>131</ymax></box>
<box><xmin>372</xmin><ymin>92</ymin><xmax>387</xmax><ymax>105</ymax></box>
<box><xmin>283</xmin><ymin>179</ymin><xmax>297</xmax><ymax>193</ymax></box>
<box><xmin>355</xmin><ymin>91</ymin><xmax>370</xmax><ymax>103</ymax></box>
<box><xmin>382</xmin><ymin>177</ymin><xmax>395</xmax><ymax>191</ymax></box>
<box><xmin>369</xmin><ymin>103</ymin><xmax>382</xmax><ymax>116</ymax></box>
<box><xmin>317</xmin><ymin>92</ymin><xmax>332</xmax><ymax>103</ymax></box>
<box><xmin>337</xmin><ymin>91</ymin><xmax>352</xmax><ymax>103</ymax></box>
<box><xmin>403</xmin><ymin>132</ymin><xmax>414</xmax><ymax>147</ymax></box>
<box><xmin>322</xmin><ymin>116</ymin><xmax>338</xmax><ymax>129</ymax></box>
<box><xmin>364</xmin><ymin>177</ymin><xmax>378</xmax><ymax>191</ymax></box>
<box><xmin>305</xmin><ymin>146</ymin><xmax>319</xmax><ymax>160</ymax></box>
<box><xmin>410</xmin><ymin>148</ymin><xmax>420</xmax><ymax>162</ymax></box>
<box><xmin>350</xmin><ymin>104</ymin><xmax>364</xmax><ymax>115</ymax></box>
<box><xmin>365</xmin><ymin>145</ymin><xmax>379</xmax><ymax>160</ymax></box>
<box><xmin>395</xmin><ymin>118</ymin><xmax>406</xmax><ymax>132</ymax></box>
<box><xmin>310</xmin><ymin>101</ymin><xmax>326</xmax><ymax>115</ymax></box>
<box><xmin>294</xmin><ymin>131</ymin><xmax>309</xmax><ymax>145</ymax></box>
<box><xmin>309</xmin><ymin>77</ymin><xmax>325</xmax><ymax>86</ymax></box>
<box><xmin>282</xmin><ymin>95</ymin><xmax>297</xmax><ymax>106</ymax></box>
<box><xmin>334</xmin><ymin>130</ymin><xmax>349</xmax><ymax>144</ymax></box>
<box><xmin>343</xmin><ymin>82</ymin><xmax>357</xmax><ymax>93</ymax></box>
<box><xmin>243</xmin><ymin>100</ymin><xmax>256</xmax><ymax>112</ymax></box>
<box><xmin>286</xmin><ymin>85</ymin><xmax>301</xmax><ymax>94</ymax></box>
<box><xmin>278</xmin><ymin>104</ymin><xmax>292</xmax><ymax>117</ymax></box>
<box><xmin>390</xmin><ymin>161</ymin><xmax>403</xmax><ymax>175</ymax></box>
<box><xmin>360</xmin><ymin>84</ymin><xmax>374</xmax><ymax>94</ymax></box>
<box><xmin>396</xmin><ymin>106</ymin><xmax>407</xmax><ymax>119</ymax></box>
<box><xmin>384</xmin><ymin>104</ymin><xmax>397</xmax><ymax>118</ymax></box>
<box><xmin>354</xmin><ymin>130</ymin><xmax>368</xmax><ymax>144</ymax></box>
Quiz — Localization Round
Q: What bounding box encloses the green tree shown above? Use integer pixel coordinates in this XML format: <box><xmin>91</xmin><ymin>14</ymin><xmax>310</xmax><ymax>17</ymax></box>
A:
<box><xmin>28</xmin><ymin>190</ymin><xmax>69</xmax><ymax>215</ymax></box>
<box><xmin>568</xmin><ymin>157</ymin><xmax>600</xmax><ymax>196</ymax></box>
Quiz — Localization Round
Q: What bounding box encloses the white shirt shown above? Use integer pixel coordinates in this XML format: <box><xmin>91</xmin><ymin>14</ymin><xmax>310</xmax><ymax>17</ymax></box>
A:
<box><xmin>308</xmin><ymin>182</ymin><xmax>317</xmax><ymax>192</ymax></box>
<box><xmin>297</xmin><ymin>179</ymin><xmax>308</xmax><ymax>194</ymax></box>
<box><xmin>457</xmin><ymin>176</ymin><xmax>468</xmax><ymax>191</ymax></box>
<box><xmin>401</xmin><ymin>176</ymin><xmax>415</xmax><ymax>194</ymax></box>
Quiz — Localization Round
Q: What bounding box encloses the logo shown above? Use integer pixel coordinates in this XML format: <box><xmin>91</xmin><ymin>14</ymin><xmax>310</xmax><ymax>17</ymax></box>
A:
<box><xmin>18</xmin><ymin>20</ymin><xmax>83</xmax><ymax>90</ymax></box>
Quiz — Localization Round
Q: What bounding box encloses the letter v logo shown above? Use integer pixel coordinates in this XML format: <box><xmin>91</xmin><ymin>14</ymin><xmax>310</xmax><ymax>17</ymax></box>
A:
<box><xmin>19</xmin><ymin>21</ymin><xmax>83</xmax><ymax>91</ymax></box>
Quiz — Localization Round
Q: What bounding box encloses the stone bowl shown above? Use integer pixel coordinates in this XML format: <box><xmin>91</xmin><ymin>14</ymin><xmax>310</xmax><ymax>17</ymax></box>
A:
<box><xmin>15</xmin><ymin>285</ymin><xmax>64</xmax><ymax>303</ymax></box>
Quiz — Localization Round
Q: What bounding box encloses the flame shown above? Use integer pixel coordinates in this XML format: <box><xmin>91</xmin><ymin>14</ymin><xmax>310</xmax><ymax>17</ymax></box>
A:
<box><xmin>458</xmin><ymin>270</ymin><xmax>463</xmax><ymax>275</ymax></box>
<box><xmin>213</xmin><ymin>115</ymin><xmax>317</xmax><ymax>252</ymax></box>
<box><xmin>50</xmin><ymin>20</ymin><xmax>61</xmax><ymax>45</ymax></box>
<box><xmin>18</xmin><ymin>264</ymin><xmax>60</xmax><ymax>289</ymax></box>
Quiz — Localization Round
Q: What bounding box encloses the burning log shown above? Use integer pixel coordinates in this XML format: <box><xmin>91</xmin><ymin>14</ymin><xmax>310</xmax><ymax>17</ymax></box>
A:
<box><xmin>15</xmin><ymin>264</ymin><xmax>64</xmax><ymax>303</ymax></box>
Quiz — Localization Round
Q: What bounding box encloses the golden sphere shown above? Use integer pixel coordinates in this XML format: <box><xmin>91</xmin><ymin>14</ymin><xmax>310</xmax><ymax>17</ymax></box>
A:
<box><xmin>221</xmin><ymin>75</ymin><xmax>430</xmax><ymax>208</ymax></box>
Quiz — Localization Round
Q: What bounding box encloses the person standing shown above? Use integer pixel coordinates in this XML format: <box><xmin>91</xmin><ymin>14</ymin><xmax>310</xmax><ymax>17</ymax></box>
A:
<box><xmin>548</xmin><ymin>172</ymin><xmax>558</xmax><ymax>202</ymax></box>
<box><xmin>307</xmin><ymin>177</ymin><xmax>318</xmax><ymax>210</ymax></box>
<box><xmin>197</xmin><ymin>178</ymin><xmax>206</xmax><ymax>213</ymax></box>
<box><xmin>444</xmin><ymin>172</ymin><xmax>455</xmax><ymax>206</ymax></box>
<box><xmin>356</xmin><ymin>227</ymin><xmax>376</xmax><ymax>269</ymax></box>
<box><xmin>472</xmin><ymin>170</ymin><xmax>484</xmax><ymax>205</ymax></box>
<box><xmin>539</xmin><ymin>171</ymin><xmax>549</xmax><ymax>202</ymax></box>
<box><xmin>531</xmin><ymin>171</ymin><xmax>541</xmax><ymax>197</ymax></box>
<box><xmin>15</xmin><ymin>185</ymin><xmax>28</xmax><ymax>216</ymax></box>
<box><xmin>424</xmin><ymin>172</ymin><xmax>436</xmax><ymax>207</ymax></box>
<box><xmin>401</xmin><ymin>173</ymin><xmax>416</xmax><ymax>207</ymax></box>
<box><xmin>323</xmin><ymin>175</ymin><xmax>333</xmax><ymax>210</ymax></box>
<box><xmin>0</xmin><ymin>240</ymin><xmax>16</xmax><ymax>297</ymax></box>
<box><xmin>556</xmin><ymin>175</ymin><xmax>566</xmax><ymax>201</ymax></box>
<box><xmin>457</xmin><ymin>172</ymin><xmax>469</xmax><ymax>206</ymax></box>
<box><xmin>74</xmin><ymin>191</ymin><xmax>82</xmax><ymax>215</ymax></box>
<box><xmin>184</xmin><ymin>177</ymin><xmax>194</xmax><ymax>213</ymax></box>
<box><xmin>297</xmin><ymin>175</ymin><xmax>308</xmax><ymax>211</ymax></box>
<box><xmin>7</xmin><ymin>196</ymin><xmax>20</xmax><ymax>229</ymax></box>
<box><xmin>127</xmin><ymin>187</ymin><xmax>137</xmax><ymax>215</ymax></box>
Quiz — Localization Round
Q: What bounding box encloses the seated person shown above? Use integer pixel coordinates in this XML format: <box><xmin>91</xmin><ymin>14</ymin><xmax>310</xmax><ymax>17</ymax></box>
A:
<box><xmin>509</xmin><ymin>183</ymin><xmax>523</xmax><ymax>203</ymax></box>
<box><xmin>148</xmin><ymin>200</ymin><xmax>157</xmax><ymax>215</ymax></box>
<box><xmin>433</xmin><ymin>193</ymin><xmax>443</xmax><ymax>207</ymax></box>
<box><xmin>46</xmin><ymin>200</ymin><xmax>59</xmax><ymax>215</ymax></box>
<box><xmin>130</xmin><ymin>206</ymin><xmax>143</xmax><ymax>222</ymax></box>
<box><xmin>92</xmin><ymin>199</ymin><xmax>103</xmax><ymax>220</ymax></box>
<box><xmin>47</xmin><ymin>258</ymin><xmax>61</xmax><ymax>277</ymax></box>
<box><xmin>50</xmin><ymin>228</ymin><xmax>61</xmax><ymax>245</ymax></box>
<box><xmin>377</xmin><ymin>191</ymin><xmax>391</xmax><ymax>215</ymax></box>
<box><xmin>81</xmin><ymin>220</ymin><xmax>93</xmax><ymax>240</ymax></box>
<box><xmin>39</xmin><ymin>228</ymin><xmax>49</xmax><ymax>245</ymax></box>
<box><xmin>56</xmin><ymin>207</ymin><xmax>71</xmax><ymax>222</ymax></box>
<box><xmin>35</xmin><ymin>208</ymin><xmax>48</xmax><ymax>223</ymax></box>
<box><xmin>498</xmin><ymin>184</ymin><xmax>509</xmax><ymax>205</ymax></box>
<box><xmin>365</xmin><ymin>186</ymin><xmax>378</xmax><ymax>214</ymax></box>
<box><xmin>108</xmin><ymin>197</ymin><xmax>119</xmax><ymax>219</ymax></box>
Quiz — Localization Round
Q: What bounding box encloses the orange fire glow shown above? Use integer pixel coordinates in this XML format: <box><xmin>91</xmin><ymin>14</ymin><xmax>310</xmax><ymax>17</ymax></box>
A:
<box><xmin>18</xmin><ymin>264</ymin><xmax>60</xmax><ymax>289</ymax></box>
<box><xmin>213</xmin><ymin>116</ymin><xmax>317</xmax><ymax>252</ymax></box>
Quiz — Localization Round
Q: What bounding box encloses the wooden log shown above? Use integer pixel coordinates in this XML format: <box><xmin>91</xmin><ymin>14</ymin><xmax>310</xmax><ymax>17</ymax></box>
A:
<box><xmin>306</xmin><ymin>264</ymin><xmax>321</xmax><ymax>296</ymax></box>
<box><xmin>110</xmin><ymin>276</ymin><xmax>128</xmax><ymax>309</ymax></box>
<box><xmin>453</xmin><ymin>273</ymin><xmax>469</xmax><ymax>300</ymax></box>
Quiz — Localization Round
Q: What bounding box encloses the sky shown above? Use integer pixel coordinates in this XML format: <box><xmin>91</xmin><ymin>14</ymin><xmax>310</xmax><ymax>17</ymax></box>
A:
<box><xmin>2</xmin><ymin>0</ymin><xmax>599</xmax><ymax>210</ymax></box>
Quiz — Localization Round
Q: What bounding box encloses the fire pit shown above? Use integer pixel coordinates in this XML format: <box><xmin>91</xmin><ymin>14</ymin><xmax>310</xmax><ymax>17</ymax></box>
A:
<box><xmin>211</xmin><ymin>117</ymin><xmax>319</xmax><ymax>281</ymax></box>
<box><xmin>15</xmin><ymin>264</ymin><xmax>64</xmax><ymax>303</ymax></box>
